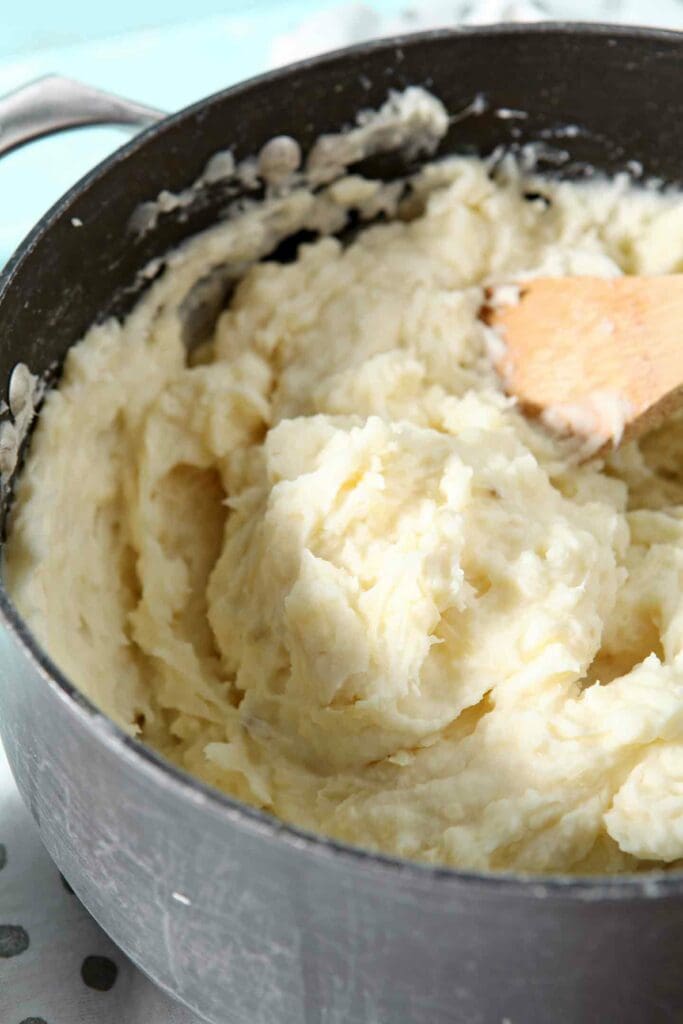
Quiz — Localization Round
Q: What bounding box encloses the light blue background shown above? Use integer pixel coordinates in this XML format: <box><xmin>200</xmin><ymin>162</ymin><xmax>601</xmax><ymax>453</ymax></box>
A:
<box><xmin>0</xmin><ymin>0</ymin><xmax>414</xmax><ymax>266</ymax></box>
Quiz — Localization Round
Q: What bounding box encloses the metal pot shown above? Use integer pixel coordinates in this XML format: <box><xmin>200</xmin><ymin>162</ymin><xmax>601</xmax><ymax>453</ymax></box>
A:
<box><xmin>1</xmin><ymin>24</ymin><xmax>683</xmax><ymax>1024</ymax></box>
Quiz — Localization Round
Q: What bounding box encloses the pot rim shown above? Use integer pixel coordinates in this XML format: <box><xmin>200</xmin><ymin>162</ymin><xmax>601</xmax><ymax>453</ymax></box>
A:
<box><xmin>3</xmin><ymin>20</ymin><xmax>683</xmax><ymax>901</ymax></box>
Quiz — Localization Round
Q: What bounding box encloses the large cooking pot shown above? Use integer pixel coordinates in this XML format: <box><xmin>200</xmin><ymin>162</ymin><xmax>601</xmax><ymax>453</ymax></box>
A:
<box><xmin>1</xmin><ymin>24</ymin><xmax>683</xmax><ymax>1024</ymax></box>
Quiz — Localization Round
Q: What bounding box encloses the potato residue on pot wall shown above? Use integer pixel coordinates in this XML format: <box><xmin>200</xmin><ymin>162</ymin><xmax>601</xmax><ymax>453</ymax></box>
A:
<box><xmin>8</xmin><ymin>97</ymin><xmax>683</xmax><ymax>872</ymax></box>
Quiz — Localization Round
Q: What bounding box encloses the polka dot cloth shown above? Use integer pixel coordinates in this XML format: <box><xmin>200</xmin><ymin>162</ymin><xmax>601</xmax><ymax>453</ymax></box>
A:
<box><xmin>0</xmin><ymin>744</ymin><xmax>199</xmax><ymax>1023</ymax></box>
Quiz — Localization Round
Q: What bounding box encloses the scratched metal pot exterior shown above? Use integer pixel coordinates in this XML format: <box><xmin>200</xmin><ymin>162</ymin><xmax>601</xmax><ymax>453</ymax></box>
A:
<box><xmin>2</xmin><ymin>25</ymin><xmax>683</xmax><ymax>1024</ymax></box>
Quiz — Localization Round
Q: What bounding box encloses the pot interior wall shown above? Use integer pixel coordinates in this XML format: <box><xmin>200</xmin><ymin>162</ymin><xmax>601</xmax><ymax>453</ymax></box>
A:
<box><xmin>1</xmin><ymin>27</ymin><xmax>682</xmax><ymax>407</ymax></box>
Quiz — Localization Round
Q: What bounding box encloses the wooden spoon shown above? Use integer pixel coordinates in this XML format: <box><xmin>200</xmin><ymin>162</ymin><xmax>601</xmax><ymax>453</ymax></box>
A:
<box><xmin>485</xmin><ymin>275</ymin><xmax>683</xmax><ymax>450</ymax></box>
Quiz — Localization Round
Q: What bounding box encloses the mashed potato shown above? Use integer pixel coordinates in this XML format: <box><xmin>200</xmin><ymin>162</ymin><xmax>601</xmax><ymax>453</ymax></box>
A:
<box><xmin>8</xmin><ymin>148</ymin><xmax>683</xmax><ymax>874</ymax></box>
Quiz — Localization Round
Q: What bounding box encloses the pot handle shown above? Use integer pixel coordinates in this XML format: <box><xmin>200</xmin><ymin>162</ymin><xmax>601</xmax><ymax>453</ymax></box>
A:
<box><xmin>0</xmin><ymin>74</ymin><xmax>166</xmax><ymax>158</ymax></box>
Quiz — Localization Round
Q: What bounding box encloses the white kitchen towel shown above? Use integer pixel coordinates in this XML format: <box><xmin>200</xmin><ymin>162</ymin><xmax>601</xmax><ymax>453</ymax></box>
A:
<box><xmin>0</xmin><ymin>743</ymin><xmax>200</xmax><ymax>1023</ymax></box>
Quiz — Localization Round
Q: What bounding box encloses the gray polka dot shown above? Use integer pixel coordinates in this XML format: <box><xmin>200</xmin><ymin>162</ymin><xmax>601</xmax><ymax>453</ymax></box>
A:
<box><xmin>81</xmin><ymin>954</ymin><xmax>118</xmax><ymax>991</ymax></box>
<box><xmin>0</xmin><ymin>924</ymin><xmax>29</xmax><ymax>957</ymax></box>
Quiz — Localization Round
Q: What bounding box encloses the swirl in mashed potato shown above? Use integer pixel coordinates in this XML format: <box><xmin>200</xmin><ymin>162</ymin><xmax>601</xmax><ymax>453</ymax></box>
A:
<box><xmin>8</xmin><ymin>150</ymin><xmax>683</xmax><ymax>874</ymax></box>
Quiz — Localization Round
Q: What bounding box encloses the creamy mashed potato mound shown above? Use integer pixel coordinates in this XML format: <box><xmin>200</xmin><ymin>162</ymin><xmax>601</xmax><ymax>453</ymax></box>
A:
<box><xmin>8</xmin><ymin>153</ymin><xmax>683</xmax><ymax>874</ymax></box>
